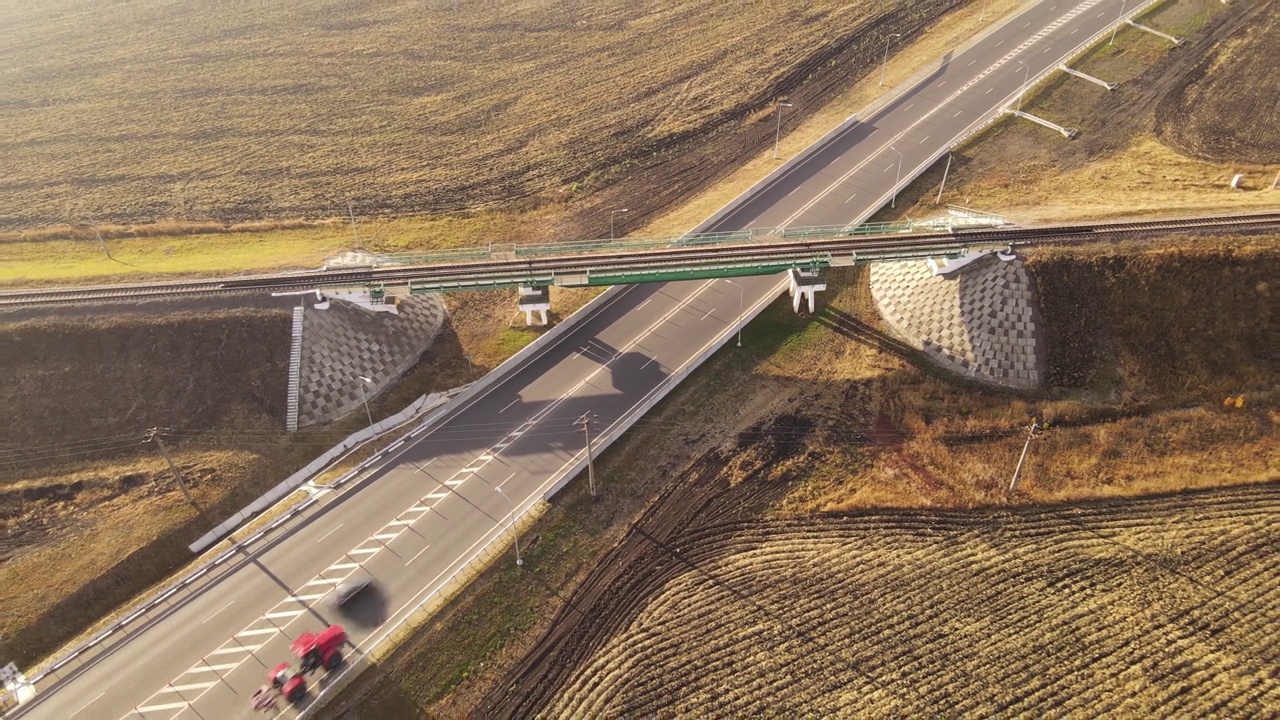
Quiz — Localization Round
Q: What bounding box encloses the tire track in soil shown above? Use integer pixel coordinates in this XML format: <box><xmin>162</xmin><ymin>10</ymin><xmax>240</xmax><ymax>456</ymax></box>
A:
<box><xmin>481</xmin><ymin>478</ymin><xmax>1278</xmax><ymax>717</ymax></box>
<box><xmin>479</xmin><ymin>413</ymin><xmax>814</xmax><ymax>716</ymax></box>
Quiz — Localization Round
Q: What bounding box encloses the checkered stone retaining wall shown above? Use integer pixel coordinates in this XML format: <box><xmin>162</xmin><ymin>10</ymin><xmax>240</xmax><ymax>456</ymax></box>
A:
<box><xmin>296</xmin><ymin>295</ymin><xmax>447</xmax><ymax>427</ymax></box>
<box><xmin>870</xmin><ymin>254</ymin><xmax>1043</xmax><ymax>389</ymax></box>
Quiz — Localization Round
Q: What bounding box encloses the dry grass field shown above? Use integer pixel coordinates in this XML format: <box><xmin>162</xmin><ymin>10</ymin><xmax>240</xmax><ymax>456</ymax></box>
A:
<box><xmin>3</xmin><ymin>0</ymin><xmax>954</xmax><ymax>231</ymax></box>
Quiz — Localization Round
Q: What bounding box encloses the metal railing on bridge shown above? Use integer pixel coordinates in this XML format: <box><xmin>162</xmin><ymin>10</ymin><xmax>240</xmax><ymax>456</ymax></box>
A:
<box><xmin>359</xmin><ymin>209</ymin><xmax>1004</xmax><ymax>272</ymax></box>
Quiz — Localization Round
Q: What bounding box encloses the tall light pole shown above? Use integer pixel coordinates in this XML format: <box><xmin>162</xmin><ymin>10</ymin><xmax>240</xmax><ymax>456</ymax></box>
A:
<box><xmin>880</xmin><ymin>33</ymin><xmax>902</xmax><ymax>87</ymax></box>
<box><xmin>356</xmin><ymin>375</ymin><xmax>374</xmax><ymax>426</ymax></box>
<box><xmin>773</xmin><ymin>102</ymin><xmax>793</xmax><ymax>160</ymax></box>
<box><xmin>494</xmin><ymin>487</ymin><xmax>522</xmax><ymax>566</ymax></box>
<box><xmin>1110</xmin><ymin>0</ymin><xmax>1128</xmax><ymax>45</ymax></box>
<box><xmin>889</xmin><ymin>146</ymin><xmax>904</xmax><ymax>209</ymax></box>
<box><xmin>577</xmin><ymin>413</ymin><xmax>598</xmax><ymax>497</ymax></box>
<box><xmin>979</xmin><ymin>0</ymin><xmax>989</xmax><ymax>22</ymax></box>
<box><xmin>610</xmin><ymin>209</ymin><xmax>628</xmax><ymax>239</ymax></box>
<box><xmin>723</xmin><ymin>279</ymin><xmax>743</xmax><ymax>347</ymax></box>
<box><xmin>1016</xmin><ymin>61</ymin><xmax>1030</xmax><ymax>114</ymax></box>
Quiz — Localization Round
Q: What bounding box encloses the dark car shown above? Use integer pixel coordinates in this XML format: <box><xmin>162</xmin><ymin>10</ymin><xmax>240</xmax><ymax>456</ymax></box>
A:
<box><xmin>334</xmin><ymin>575</ymin><xmax>373</xmax><ymax>607</ymax></box>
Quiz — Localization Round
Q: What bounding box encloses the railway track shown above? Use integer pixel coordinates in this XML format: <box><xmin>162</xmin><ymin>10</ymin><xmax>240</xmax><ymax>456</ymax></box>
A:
<box><xmin>3</xmin><ymin>211</ymin><xmax>1276</xmax><ymax>307</ymax></box>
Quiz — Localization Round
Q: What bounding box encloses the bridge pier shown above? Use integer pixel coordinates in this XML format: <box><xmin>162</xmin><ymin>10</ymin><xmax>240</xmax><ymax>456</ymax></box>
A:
<box><xmin>518</xmin><ymin>285</ymin><xmax>550</xmax><ymax>326</ymax></box>
<box><xmin>788</xmin><ymin>268</ymin><xmax>826</xmax><ymax>315</ymax></box>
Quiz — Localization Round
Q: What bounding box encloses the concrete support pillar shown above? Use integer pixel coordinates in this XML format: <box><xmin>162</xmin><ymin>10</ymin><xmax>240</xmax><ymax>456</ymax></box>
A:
<box><xmin>787</xmin><ymin>268</ymin><xmax>826</xmax><ymax>315</ymax></box>
<box><xmin>518</xmin><ymin>286</ymin><xmax>551</xmax><ymax>327</ymax></box>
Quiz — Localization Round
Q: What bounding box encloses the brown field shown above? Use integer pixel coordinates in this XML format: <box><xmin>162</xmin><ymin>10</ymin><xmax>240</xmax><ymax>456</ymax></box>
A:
<box><xmin>520</xmin><ymin>483</ymin><xmax>1279</xmax><ymax>716</ymax></box>
<box><xmin>2</xmin><ymin>0</ymin><xmax>957</xmax><ymax>231</ymax></box>
<box><xmin>1155</xmin><ymin>8</ymin><xmax>1280</xmax><ymax>164</ymax></box>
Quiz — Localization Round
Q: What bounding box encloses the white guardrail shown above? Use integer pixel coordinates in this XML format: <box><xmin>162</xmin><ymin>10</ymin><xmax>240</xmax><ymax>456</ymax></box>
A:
<box><xmin>17</xmin><ymin>0</ymin><xmax>1170</xmax><ymax>709</ymax></box>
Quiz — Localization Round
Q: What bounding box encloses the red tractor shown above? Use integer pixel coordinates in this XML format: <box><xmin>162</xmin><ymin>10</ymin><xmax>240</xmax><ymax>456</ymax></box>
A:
<box><xmin>267</xmin><ymin>624</ymin><xmax>347</xmax><ymax>704</ymax></box>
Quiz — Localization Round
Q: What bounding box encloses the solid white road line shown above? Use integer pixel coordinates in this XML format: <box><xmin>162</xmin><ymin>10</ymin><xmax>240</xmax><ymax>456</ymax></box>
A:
<box><xmin>164</xmin><ymin>682</ymin><xmax>217</xmax><ymax>693</ymax></box>
<box><xmin>265</xmin><ymin>609</ymin><xmax>304</xmax><ymax>620</ymax></box>
<box><xmin>316</xmin><ymin>524</ymin><xmax>344</xmax><ymax>543</ymax></box>
<box><xmin>202</xmin><ymin>600</ymin><xmax>234</xmax><ymax>624</ymax></box>
<box><xmin>187</xmin><ymin>663</ymin><xmax>238</xmax><ymax>673</ymax></box>
<box><xmin>348</xmin><ymin>547</ymin><xmax>378</xmax><ymax>555</ymax></box>
<box><xmin>137</xmin><ymin>701</ymin><xmax>190</xmax><ymax>712</ymax></box>
<box><xmin>69</xmin><ymin>691</ymin><xmax>105</xmax><ymax>718</ymax></box>
<box><xmin>208</xmin><ymin>645</ymin><xmax>261</xmax><ymax>656</ymax></box>
<box><xmin>328</xmin><ymin>562</ymin><xmax>361</xmax><ymax>570</ymax></box>
<box><xmin>407</xmin><ymin>545</ymin><xmax>432</xmax><ymax>565</ymax></box>
<box><xmin>237</xmin><ymin>628</ymin><xmax>278</xmax><ymax>637</ymax></box>
<box><xmin>303</xmin><ymin>577</ymin><xmax>340</xmax><ymax>587</ymax></box>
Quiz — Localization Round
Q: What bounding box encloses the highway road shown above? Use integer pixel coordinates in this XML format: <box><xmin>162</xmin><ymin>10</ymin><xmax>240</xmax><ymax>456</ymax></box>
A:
<box><xmin>19</xmin><ymin>1</ymin><xmax>1142</xmax><ymax>717</ymax></box>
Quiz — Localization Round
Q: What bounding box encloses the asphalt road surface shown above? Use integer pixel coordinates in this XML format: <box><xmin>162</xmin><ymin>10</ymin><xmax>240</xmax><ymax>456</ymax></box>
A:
<box><xmin>20</xmin><ymin>1</ymin><xmax>1136</xmax><ymax>717</ymax></box>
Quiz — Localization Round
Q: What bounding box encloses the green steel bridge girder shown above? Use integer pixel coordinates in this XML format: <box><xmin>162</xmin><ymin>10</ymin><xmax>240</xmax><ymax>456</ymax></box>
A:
<box><xmin>398</xmin><ymin>245</ymin><xmax>975</xmax><ymax>295</ymax></box>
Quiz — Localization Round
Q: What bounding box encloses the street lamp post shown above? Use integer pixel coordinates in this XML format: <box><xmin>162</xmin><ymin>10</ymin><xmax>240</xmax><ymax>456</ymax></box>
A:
<box><xmin>880</xmin><ymin>33</ymin><xmax>902</xmax><ymax>87</ymax></box>
<box><xmin>577</xmin><ymin>413</ymin><xmax>598</xmax><ymax>497</ymax></box>
<box><xmin>1110</xmin><ymin>0</ymin><xmax>1128</xmax><ymax>45</ymax></box>
<box><xmin>356</xmin><ymin>375</ymin><xmax>374</xmax><ymax>426</ymax></box>
<box><xmin>1016</xmin><ymin>61</ymin><xmax>1030</xmax><ymax>113</ymax></box>
<box><xmin>610</xmin><ymin>209</ymin><xmax>629</xmax><ymax>239</ymax></box>
<box><xmin>889</xmin><ymin>146</ymin><xmax>904</xmax><ymax>209</ymax></box>
<box><xmin>979</xmin><ymin>0</ymin><xmax>990</xmax><ymax>22</ymax></box>
<box><xmin>723</xmin><ymin>279</ymin><xmax>743</xmax><ymax>347</ymax></box>
<box><xmin>495</xmin><ymin>487</ymin><xmax>522</xmax><ymax>566</ymax></box>
<box><xmin>773</xmin><ymin>102</ymin><xmax>793</xmax><ymax>160</ymax></box>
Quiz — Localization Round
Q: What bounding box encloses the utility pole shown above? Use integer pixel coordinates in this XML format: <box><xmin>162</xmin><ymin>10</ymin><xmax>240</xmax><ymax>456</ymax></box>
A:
<box><xmin>935</xmin><ymin>152</ymin><xmax>953</xmax><ymax>205</ymax></box>
<box><xmin>577</xmin><ymin>413</ymin><xmax>598</xmax><ymax>498</ymax></box>
<box><xmin>773</xmin><ymin>102</ymin><xmax>793</xmax><ymax>160</ymax></box>
<box><xmin>1008</xmin><ymin>418</ymin><xmax>1044</xmax><ymax>493</ymax></box>
<box><xmin>347</xmin><ymin>201</ymin><xmax>362</xmax><ymax>250</ymax></box>
<box><xmin>146</xmin><ymin>428</ymin><xmax>199</xmax><ymax>509</ymax></box>
<box><xmin>91</xmin><ymin>222</ymin><xmax>112</xmax><ymax>261</ymax></box>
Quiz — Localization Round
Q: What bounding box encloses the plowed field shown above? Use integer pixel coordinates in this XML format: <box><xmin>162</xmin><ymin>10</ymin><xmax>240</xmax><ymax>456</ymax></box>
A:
<box><xmin>2</xmin><ymin>0</ymin><xmax>957</xmax><ymax>230</ymax></box>
<box><xmin>1155</xmin><ymin>6</ymin><xmax>1280</xmax><ymax>165</ymax></box>
<box><xmin>486</xmin><ymin>480</ymin><xmax>1279</xmax><ymax>716</ymax></box>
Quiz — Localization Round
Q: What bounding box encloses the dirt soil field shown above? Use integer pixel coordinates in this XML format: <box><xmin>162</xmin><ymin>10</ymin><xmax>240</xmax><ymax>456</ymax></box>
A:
<box><xmin>494</xmin><ymin>481</ymin><xmax>1279</xmax><ymax>716</ymax></box>
<box><xmin>3</xmin><ymin>0</ymin><xmax>958</xmax><ymax>232</ymax></box>
<box><xmin>1154</xmin><ymin>7</ymin><xmax>1280</xmax><ymax>165</ymax></box>
<box><xmin>884</xmin><ymin>0</ymin><xmax>1279</xmax><ymax>223</ymax></box>
<box><xmin>324</xmin><ymin>236</ymin><xmax>1278</xmax><ymax>718</ymax></box>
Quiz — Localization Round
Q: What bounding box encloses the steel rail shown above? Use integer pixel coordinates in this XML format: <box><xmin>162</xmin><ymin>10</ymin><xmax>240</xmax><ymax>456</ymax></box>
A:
<box><xmin>2</xmin><ymin>212</ymin><xmax>1276</xmax><ymax>307</ymax></box>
